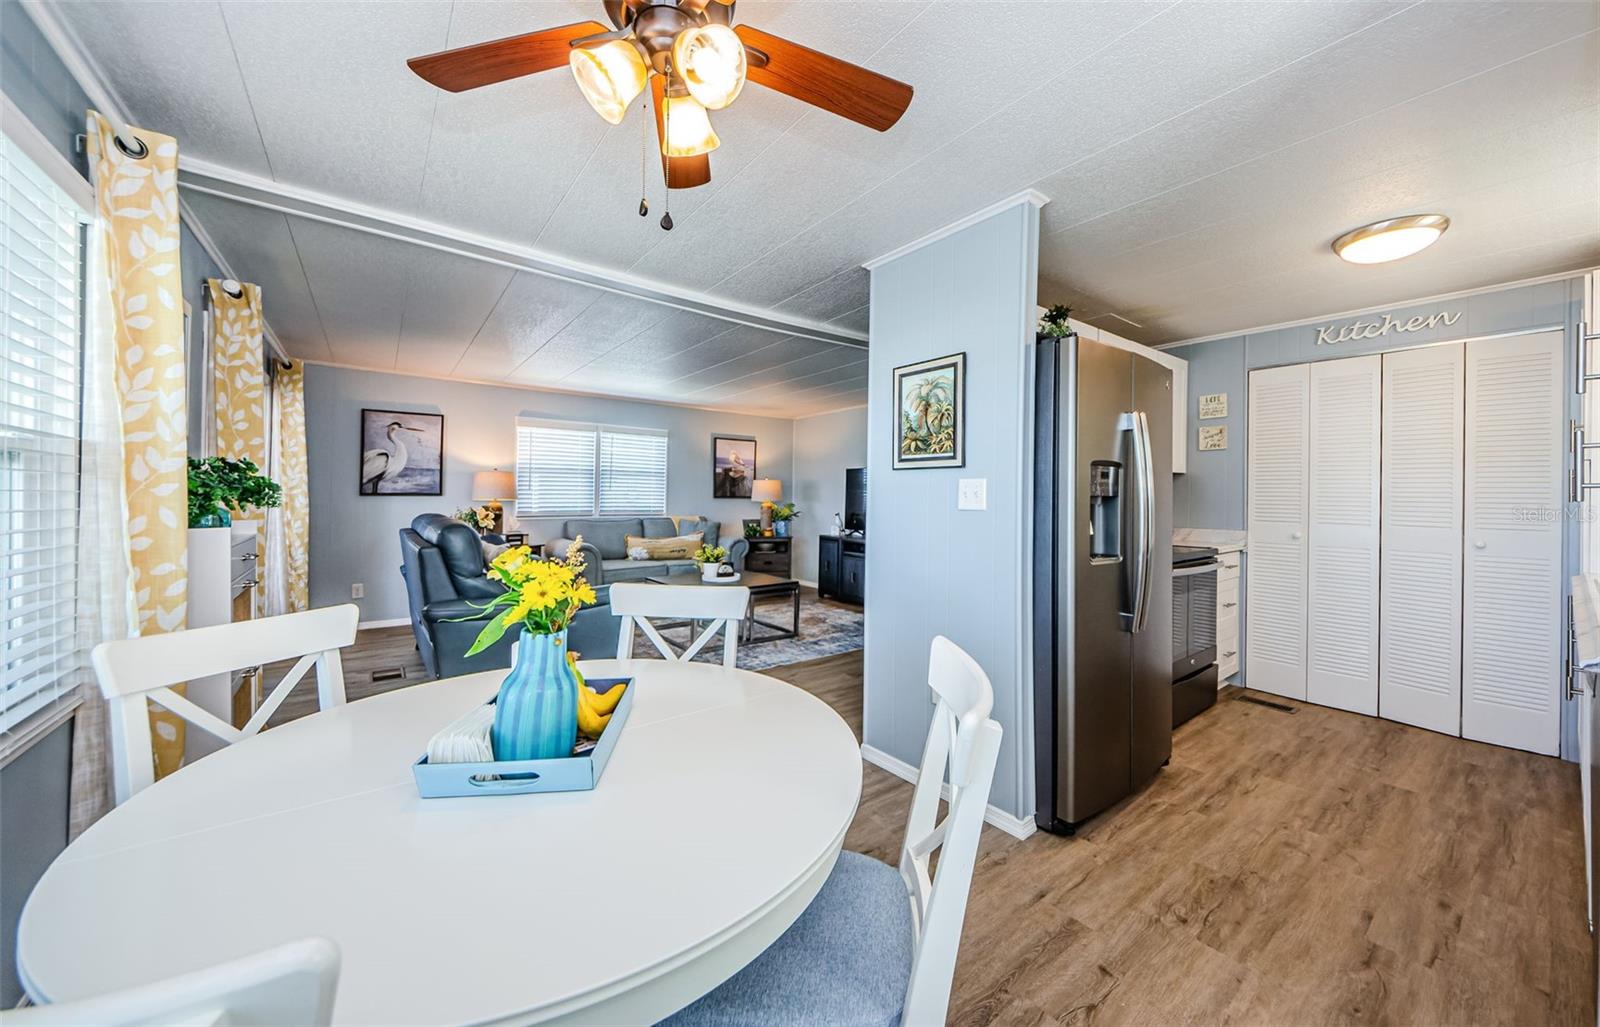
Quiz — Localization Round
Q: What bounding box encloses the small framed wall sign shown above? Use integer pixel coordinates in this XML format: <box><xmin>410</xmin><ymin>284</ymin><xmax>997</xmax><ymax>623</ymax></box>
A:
<box><xmin>1198</xmin><ymin>392</ymin><xmax>1228</xmax><ymax>420</ymax></box>
<box><xmin>893</xmin><ymin>352</ymin><xmax>966</xmax><ymax>470</ymax></box>
<box><xmin>1198</xmin><ymin>425</ymin><xmax>1228</xmax><ymax>451</ymax></box>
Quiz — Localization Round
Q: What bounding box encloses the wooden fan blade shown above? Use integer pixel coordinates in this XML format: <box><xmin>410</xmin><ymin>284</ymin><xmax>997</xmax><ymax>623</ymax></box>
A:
<box><xmin>407</xmin><ymin>21</ymin><xmax>609</xmax><ymax>92</ymax></box>
<box><xmin>651</xmin><ymin>77</ymin><xmax>712</xmax><ymax>189</ymax></box>
<box><xmin>733</xmin><ymin>24</ymin><xmax>912</xmax><ymax>131</ymax></box>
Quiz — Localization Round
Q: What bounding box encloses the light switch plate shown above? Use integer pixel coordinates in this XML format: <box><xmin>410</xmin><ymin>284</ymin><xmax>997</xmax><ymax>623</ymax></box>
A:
<box><xmin>958</xmin><ymin>478</ymin><xmax>987</xmax><ymax>511</ymax></box>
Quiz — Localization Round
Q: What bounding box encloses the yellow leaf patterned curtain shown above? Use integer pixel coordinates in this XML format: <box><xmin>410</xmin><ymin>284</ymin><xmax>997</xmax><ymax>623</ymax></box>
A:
<box><xmin>87</xmin><ymin>112</ymin><xmax>188</xmax><ymax>779</ymax></box>
<box><xmin>270</xmin><ymin>360</ymin><xmax>310</xmax><ymax>613</ymax></box>
<box><xmin>207</xmin><ymin>279</ymin><xmax>268</xmax><ymax>614</ymax></box>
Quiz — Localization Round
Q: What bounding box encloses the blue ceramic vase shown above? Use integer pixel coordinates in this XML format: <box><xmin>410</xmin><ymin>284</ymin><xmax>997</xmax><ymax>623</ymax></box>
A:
<box><xmin>491</xmin><ymin>629</ymin><xmax>578</xmax><ymax>761</ymax></box>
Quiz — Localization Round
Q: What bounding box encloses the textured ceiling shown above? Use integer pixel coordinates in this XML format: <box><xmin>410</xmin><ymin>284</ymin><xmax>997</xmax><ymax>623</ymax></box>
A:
<box><xmin>52</xmin><ymin>0</ymin><xmax>1600</xmax><ymax>413</ymax></box>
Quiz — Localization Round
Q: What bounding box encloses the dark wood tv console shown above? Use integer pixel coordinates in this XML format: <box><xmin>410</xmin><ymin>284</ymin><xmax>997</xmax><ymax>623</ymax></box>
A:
<box><xmin>817</xmin><ymin>535</ymin><xmax>865</xmax><ymax>604</ymax></box>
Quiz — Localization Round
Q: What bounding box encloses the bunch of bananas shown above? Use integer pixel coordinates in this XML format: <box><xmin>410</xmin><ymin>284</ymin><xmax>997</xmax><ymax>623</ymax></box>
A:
<box><xmin>570</xmin><ymin>653</ymin><xmax>624</xmax><ymax>738</ymax></box>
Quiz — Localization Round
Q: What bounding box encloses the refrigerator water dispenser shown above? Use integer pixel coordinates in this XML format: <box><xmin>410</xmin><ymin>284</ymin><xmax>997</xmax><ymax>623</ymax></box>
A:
<box><xmin>1088</xmin><ymin>461</ymin><xmax>1122</xmax><ymax>562</ymax></box>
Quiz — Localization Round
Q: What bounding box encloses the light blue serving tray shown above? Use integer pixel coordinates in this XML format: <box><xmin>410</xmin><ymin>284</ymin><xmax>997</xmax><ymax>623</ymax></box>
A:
<box><xmin>412</xmin><ymin>677</ymin><xmax>633</xmax><ymax>798</ymax></box>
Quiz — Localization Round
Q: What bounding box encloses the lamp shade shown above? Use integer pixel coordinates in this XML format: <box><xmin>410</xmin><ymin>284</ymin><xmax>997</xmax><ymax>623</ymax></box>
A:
<box><xmin>751</xmin><ymin>479</ymin><xmax>782</xmax><ymax>504</ymax></box>
<box><xmin>569</xmin><ymin>40</ymin><xmax>649</xmax><ymax>125</ymax></box>
<box><xmin>473</xmin><ymin>470</ymin><xmax>515</xmax><ymax>501</ymax></box>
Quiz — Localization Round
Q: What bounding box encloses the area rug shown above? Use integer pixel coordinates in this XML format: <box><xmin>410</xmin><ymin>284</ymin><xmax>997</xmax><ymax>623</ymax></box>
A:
<box><xmin>629</xmin><ymin>593</ymin><xmax>863</xmax><ymax>671</ymax></box>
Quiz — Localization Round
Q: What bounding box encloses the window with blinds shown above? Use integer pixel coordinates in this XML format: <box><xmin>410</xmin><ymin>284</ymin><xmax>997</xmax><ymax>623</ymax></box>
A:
<box><xmin>2</xmin><ymin>133</ymin><xmax>86</xmax><ymax>734</ymax></box>
<box><xmin>516</xmin><ymin>419</ymin><xmax>668</xmax><ymax>518</ymax></box>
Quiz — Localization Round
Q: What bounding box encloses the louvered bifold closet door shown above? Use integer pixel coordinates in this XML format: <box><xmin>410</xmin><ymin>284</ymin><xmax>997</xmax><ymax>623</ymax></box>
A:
<box><xmin>1247</xmin><ymin>363</ymin><xmax>1311</xmax><ymax>700</ymax></box>
<box><xmin>1379</xmin><ymin>343</ymin><xmax>1464</xmax><ymax>735</ymax></box>
<box><xmin>1463</xmin><ymin>330</ymin><xmax>1565</xmax><ymax>755</ymax></box>
<box><xmin>1307</xmin><ymin>356</ymin><xmax>1381</xmax><ymax>715</ymax></box>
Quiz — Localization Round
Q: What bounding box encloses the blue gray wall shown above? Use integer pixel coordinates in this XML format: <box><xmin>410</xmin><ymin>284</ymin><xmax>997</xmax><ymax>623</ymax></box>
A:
<box><xmin>790</xmin><ymin>405</ymin><xmax>867</xmax><ymax>584</ymax></box>
<box><xmin>0</xmin><ymin>8</ymin><xmax>87</xmax><ymax>1005</ymax></box>
<box><xmin>303</xmin><ymin>363</ymin><xmax>798</xmax><ymax>623</ymax></box>
<box><xmin>865</xmin><ymin>200</ymin><xmax>1040</xmax><ymax>823</ymax></box>
<box><xmin>2</xmin><ymin>5</ymin><xmax>89</xmax><ymax>174</ymax></box>
<box><xmin>1165</xmin><ymin>275</ymin><xmax>1588</xmax><ymax>758</ymax></box>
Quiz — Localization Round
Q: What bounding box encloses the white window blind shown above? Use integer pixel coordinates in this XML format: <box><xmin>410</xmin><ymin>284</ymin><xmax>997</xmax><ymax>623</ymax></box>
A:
<box><xmin>598</xmin><ymin>429</ymin><xmax>668</xmax><ymax>516</ymax></box>
<box><xmin>1</xmin><ymin>133</ymin><xmax>85</xmax><ymax>733</ymax></box>
<box><xmin>515</xmin><ymin>419</ymin><xmax>668</xmax><ymax>518</ymax></box>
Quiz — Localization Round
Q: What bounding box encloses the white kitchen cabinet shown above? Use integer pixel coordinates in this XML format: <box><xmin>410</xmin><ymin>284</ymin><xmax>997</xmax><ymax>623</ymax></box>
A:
<box><xmin>1216</xmin><ymin>550</ymin><xmax>1241</xmax><ymax>682</ymax></box>
<box><xmin>1461</xmin><ymin>329</ymin><xmax>1565</xmax><ymax>755</ymax></box>
<box><xmin>1379</xmin><ymin>342</ymin><xmax>1465</xmax><ymax>735</ymax></box>
<box><xmin>1245</xmin><ymin>363</ymin><xmax>1310</xmax><ymax>700</ymax></box>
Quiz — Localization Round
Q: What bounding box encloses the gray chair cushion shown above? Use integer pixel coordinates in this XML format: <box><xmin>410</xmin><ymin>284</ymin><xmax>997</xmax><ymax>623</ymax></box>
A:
<box><xmin>641</xmin><ymin>516</ymin><xmax>677</xmax><ymax>538</ymax></box>
<box><xmin>658</xmin><ymin>851</ymin><xmax>914</xmax><ymax>1027</ymax></box>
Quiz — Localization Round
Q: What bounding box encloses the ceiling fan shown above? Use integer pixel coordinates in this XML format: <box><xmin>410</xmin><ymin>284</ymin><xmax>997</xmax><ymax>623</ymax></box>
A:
<box><xmin>407</xmin><ymin>0</ymin><xmax>913</xmax><ymax>222</ymax></box>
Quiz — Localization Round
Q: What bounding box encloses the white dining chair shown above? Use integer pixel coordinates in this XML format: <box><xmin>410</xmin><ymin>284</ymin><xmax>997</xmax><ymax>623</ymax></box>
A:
<box><xmin>611</xmin><ymin>583</ymin><xmax>750</xmax><ymax>669</ymax></box>
<box><xmin>91</xmin><ymin>604</ymin><xmax>360</xmax><ymax>805</ymax></box>
<box><xmin>661</xmin><ymin>635</ymin><xmax>1003</xmax><ymax>1027</ymax></box>
<box><xmin>2</xmin><ymin>937</ymin><xmax>340</xmax><ymax>1026</ymax></box>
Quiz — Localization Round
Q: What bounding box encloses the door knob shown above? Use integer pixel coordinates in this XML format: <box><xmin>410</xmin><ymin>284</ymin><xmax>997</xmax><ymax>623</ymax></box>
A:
<box><xmin>1474</xmin><ymin>540</ymin><xmax>1487</xmax><ymax>549</ymax></box>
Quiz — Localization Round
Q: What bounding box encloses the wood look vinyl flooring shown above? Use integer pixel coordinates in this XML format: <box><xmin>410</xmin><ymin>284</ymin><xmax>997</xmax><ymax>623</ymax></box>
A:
<box><xmin>269</xmin><ymin>629</ymin><xmax>1593</xmax><ymax>1025</ymax></box>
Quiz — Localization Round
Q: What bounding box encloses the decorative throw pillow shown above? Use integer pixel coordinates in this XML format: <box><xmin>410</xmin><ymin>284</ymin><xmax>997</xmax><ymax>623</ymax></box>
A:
<box><xmin>627</xmin><ymin>546</ymin><xmax>651</xmax><ymax>561</ymax></box>
<box><xmin>624</xmin><ymin>532</ymin><xmax>704</xmax><ymax>561</ymax></box>
<box><xmin>481</xmin><ymin>539</ymin><xmax>511</xmax><ymax>566</ymax></box>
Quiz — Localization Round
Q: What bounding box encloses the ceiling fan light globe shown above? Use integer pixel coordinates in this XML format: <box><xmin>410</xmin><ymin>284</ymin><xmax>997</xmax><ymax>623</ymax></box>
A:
<box><xmin>662</xmin><ymin>94</ymin><xmax>720</xmax><ymax>157</ymax></box>
<box><xmin>672</xmin><ymin>23</ymin><xmax>746</xmax><ymax>110</ymax></box>
<box><xmin>569</xmin><ymin>40</ymin><xmax>648</xmax><ymax>125</ymax></box>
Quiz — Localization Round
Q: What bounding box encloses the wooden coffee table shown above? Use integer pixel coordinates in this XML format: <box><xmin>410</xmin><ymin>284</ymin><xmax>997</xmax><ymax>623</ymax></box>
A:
<box><xmin>646</xmin><ymin>570</ymin><xmax>802</xmax><ymax>643</ymax></box>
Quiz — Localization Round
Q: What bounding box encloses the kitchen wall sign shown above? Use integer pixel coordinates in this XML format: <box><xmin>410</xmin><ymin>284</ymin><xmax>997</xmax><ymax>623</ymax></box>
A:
<box><xmin>1198</xmin><ymin>393</ymin><xmax>1228</xmax><ymax>419</ymax></box>
<box><xmin>1199</xmin><ymin>425</ymin><xmax>1228</xmax><ymax>451</ymax></box>
<box><xmin>1315</xmin><ymin>309</ymin><xmax>1460</xmax><ymax>346</ymax></box>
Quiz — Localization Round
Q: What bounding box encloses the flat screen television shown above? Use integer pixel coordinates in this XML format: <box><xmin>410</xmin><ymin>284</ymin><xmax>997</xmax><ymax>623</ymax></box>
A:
<box><xmin>845</xmin><ymin>467</ymin><xmax>867</xmax><ymax>534</ymax></box>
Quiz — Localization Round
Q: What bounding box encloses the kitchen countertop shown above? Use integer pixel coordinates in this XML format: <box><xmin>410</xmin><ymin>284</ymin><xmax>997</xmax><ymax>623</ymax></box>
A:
<box><xmin>1174</xmin><ymin>528</ymin><xmax>1246</xmax><ymax>554</ymax></box>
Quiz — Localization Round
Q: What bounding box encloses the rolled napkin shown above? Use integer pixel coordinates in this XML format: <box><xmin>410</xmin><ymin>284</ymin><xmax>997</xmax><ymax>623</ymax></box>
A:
<box><xmin>426</xmin><ymin>702</ymin><xmax>496</xmax><ymax>765</ymax></box>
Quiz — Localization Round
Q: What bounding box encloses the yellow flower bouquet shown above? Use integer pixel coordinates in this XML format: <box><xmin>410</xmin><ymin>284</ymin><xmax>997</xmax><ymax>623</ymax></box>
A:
<box><xmin>464</xmin><ymin>538</ymin><xmax>598</xmax><ymax>657</ymax></box>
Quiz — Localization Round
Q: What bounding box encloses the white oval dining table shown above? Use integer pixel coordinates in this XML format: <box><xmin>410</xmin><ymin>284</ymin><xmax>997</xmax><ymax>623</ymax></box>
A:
<box><xmin>17</xmin><ymin>659</ymin><xmax>863</xmax><ymax>1026</ymax></box>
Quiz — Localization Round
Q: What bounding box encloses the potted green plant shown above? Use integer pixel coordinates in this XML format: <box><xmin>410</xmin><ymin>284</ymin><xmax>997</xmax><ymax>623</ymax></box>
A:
<box><xmin>762</xmin><ymin>501</ymin><xmax>800</xmax><ymax>538</ymax></box>
<box><xmin>187</xmin><ymin>457</ymin><xmax>282</xmax><ymax>528</ymax></box>
<box><xmin>1039</xmin><ymin>304</ymin><xmax>1074</xmax><ymax>338</ymax></box>
<box><xmin>693</xmin><ymin>543</ymin><xmax>730</xmax><ymax>582</ymax></box>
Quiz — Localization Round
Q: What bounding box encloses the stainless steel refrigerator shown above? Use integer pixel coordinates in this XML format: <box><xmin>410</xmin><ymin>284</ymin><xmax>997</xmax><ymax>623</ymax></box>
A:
<box><xmin>1032</xmin><ymin>334</ymin><xmax>1173</xmax><ymax>834</ymax></box>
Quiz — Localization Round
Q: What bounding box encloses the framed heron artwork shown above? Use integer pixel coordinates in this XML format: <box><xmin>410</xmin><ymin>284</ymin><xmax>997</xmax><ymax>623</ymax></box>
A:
<box><xmin>892</xmin><ymin>352</ymin><xmax>965</xmax><ymax>469</ymax></box>
<box><xmin>360</xmin><ymin>409</ymin><xmax>444</xmax><ymax>495</ymax></box>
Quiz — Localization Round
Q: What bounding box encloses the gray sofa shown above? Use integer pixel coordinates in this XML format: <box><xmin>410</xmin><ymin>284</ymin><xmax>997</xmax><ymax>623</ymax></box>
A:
<box><xmin>549</xmin><ymin>515</ymin><xmax>749</xmax><ymax>585</ymax></box>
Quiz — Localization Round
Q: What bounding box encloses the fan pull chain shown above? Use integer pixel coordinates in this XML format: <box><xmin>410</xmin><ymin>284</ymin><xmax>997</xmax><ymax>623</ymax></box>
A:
<box><xmin>638</xmin><ymin>93</ymin><xmax>649</xmax><ymax>218</ymax></box>
<box><xmin>660</xmin><ymin>63</ymin><xmax>674</xmax><ymax>231</ymax></box>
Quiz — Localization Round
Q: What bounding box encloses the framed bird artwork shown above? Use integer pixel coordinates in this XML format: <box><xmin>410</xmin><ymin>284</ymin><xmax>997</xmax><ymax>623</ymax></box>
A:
<box><xmin>360</xmin><ymin>409</ymin><xmax>444</xmax><ymax>495</ymax></box>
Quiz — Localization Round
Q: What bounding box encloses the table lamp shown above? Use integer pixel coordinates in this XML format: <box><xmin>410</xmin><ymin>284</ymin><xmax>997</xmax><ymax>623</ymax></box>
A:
<box><xmin>752</xmin><ymin>479</ymin><xmax>782</xmax><ymax>534</ymax></box>
<box><xmin>472</xmin><ymin>469</ymin><xmax>516</xmax><ymax>533</ymax></box>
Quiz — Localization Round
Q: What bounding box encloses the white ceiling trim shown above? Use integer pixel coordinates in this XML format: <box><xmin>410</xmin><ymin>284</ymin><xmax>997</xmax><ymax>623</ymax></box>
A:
<box><xmin>19</xmin><ymin>0</ymin><xmax>291</xmax><ymax>362</ymax></box>
<box><xmin>861</xmin><ymin>189</ymin><xmax>1051</xmax><ymax>271</ymax></box>
<box><xmin>178</xmin><ymin>157</ymin><xmax>869</xmax><ymax>351</ymax></box>
<box><xmin>1155</xmin><ymin>267</ymin><xmax>1597</xmax><ymax>349</ymax></box>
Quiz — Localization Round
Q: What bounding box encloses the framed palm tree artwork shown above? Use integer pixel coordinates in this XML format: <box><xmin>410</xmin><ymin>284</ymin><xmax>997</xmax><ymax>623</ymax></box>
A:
<box><xmin>892</xmin><ymin>352</ymin><xmax>965</xmax><ymax>469</ymax></box>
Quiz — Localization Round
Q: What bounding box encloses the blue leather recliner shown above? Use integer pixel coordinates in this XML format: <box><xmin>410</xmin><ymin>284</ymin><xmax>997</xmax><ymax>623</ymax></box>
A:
<box><xmin>399</xmin><ymin>514</ymin><xmax>619</xmax><ymax>679</ymax></box>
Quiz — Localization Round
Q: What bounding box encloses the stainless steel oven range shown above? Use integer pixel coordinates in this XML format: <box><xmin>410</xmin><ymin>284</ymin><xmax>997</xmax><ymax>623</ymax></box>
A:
<box><xmin>1172</xmin><ymin>544</ymin><xmax>1219</xmax><ymax>728</ymax></box>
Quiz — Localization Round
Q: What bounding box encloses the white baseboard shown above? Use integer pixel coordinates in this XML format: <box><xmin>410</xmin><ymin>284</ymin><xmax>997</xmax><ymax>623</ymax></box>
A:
<box><xmin>861</xmin><ymin>744</ymin><xmax>1037</xmax><ymax>841</ymax></box>
<box><xmin>797</xmin><ymin>578</ymin><xmax>818</xmax><ymax>589</ymax></box>
<box><xmin>358</xmin><ymin>617</ymin><xmax>411</xmax><ymax>630</ymax></box>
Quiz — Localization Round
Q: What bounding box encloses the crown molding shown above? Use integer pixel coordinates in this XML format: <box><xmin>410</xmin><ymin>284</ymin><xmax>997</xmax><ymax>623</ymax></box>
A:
<box><xmin>862</xmin><ymin>189</ymin><xmax>1051</xmax><ymax>271</ymax></box>
<box><xmin>177</xmin><ymin>157</ymin><xmax>870</xmax><ymax>350</ymax></box>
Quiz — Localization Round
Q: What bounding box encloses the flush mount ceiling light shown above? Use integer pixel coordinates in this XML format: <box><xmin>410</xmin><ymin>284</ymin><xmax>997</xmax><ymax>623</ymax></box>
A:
<box><xmin>407</xmin><ymin>1</ymin><xmax>913</xmax><ymax>205</ymax></box>
<box><xmin>1332</xmin><ymin>214</ymin><xmax>1451</xmax><ymax>265</ymax></box>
